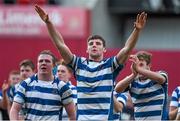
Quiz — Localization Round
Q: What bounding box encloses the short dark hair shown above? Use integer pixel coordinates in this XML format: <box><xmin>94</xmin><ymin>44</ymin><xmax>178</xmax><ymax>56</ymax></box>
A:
<box><xmin>39</xmin><ymin>50</ymin><xmax>57</xmax><ymax>66</ymax></box>
<box><xmin>19</xmin><ymin>59</ymin><xmax>35</xmax><ymax>71</ymax></box>
<box><xmin>87</xmin><ymin>35</ymin><xmax>106</xmax><ymax>47</ymax></box>
<box><xmin>136</xmin><ymin>51</ymin><xmax>152</xmax><ymax>65</ymax></box>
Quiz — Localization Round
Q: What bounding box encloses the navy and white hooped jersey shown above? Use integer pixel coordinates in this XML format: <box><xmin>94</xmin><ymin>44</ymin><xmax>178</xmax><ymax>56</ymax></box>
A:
<box><xmin>170</xmin><ymin>86</ymin><xmax>180</xmax><ymax>108</ymax></box>
<box><xmin>62</xmin><ymin>82</ymin><xmax>77</xmax><ymax>120</ymax></box>
<box><xmin>69</xmin><ymin>55</ymin><xmax>124</xmax><ymax>120</ymax></box>
<box><xmin>113</xmin><ymin>91</ymin><xmax>128</xmax><ymax>120</ymax></box>
<box><xmin>7</xmin><ymin>83</ymin><xmax>19</xmax><ymax>103</ymax></box>
<box><xmin>129</xmin><ymin>71</ymin><xmax>168</xmax><ymax>120</ymax></box>
<box><xmin>13</xmin><ymin>75</ymin><xmax>73</xmax><ymax>121</ymax></box>
<box><xmin>0</xmin><ymin>90</ymin><xmax>2</xmax><ymax>101</ymax></box>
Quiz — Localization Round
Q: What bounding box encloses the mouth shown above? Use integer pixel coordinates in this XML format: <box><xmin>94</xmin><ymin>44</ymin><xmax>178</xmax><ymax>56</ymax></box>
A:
<box><xmin>40</xmin><ymin>66</ymin><xmax>47</xmax><ymax>71</ymax></box>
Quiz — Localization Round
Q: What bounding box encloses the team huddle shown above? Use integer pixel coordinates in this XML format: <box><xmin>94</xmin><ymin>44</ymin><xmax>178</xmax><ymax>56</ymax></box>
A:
<box><xmin>0</xmin><ymin>5</ymin><xmax>179</xmax><ymax>121</ymax></box>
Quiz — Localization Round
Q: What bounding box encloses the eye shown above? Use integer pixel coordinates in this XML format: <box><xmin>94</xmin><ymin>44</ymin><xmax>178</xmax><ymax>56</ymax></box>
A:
<box><xmin>89</xmin><ymin>42</ymin><xmax>93</xmax><ymax>46</ymax></box>
<box><xmin>45</xmin><ymin>59</ymin><xmax>51</xmax><ymax>63</ymax></box>
<box><xmin>96</xmin><ymin>42</ymin><xmax>101</xmax><ymax>45</ymax></box>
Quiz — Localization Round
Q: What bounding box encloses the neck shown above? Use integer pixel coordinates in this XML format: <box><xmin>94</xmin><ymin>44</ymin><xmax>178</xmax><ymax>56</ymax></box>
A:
<box><xmin>89</xmin><ymin>56</ymin><xmax>103</xmax><ymax>62</ymax></box>
<box><xmin>139</xmin><ymin>76</ymin><xmax>148</xmax><ymax>81</ymax></box>
<box><xmin>38</xmin><ymin>73</ymin><xmax>54</xmax><ymax>81</ymax></box>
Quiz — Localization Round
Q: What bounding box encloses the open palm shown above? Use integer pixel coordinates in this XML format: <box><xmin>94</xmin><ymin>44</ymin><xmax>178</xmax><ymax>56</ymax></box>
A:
<box><xmin>134</xmin><ymin>12</ymin><xmax>147</xmax><ymax>30</ymax></box>
<box><xmin>35</xmin><ymin>5</ymin><xmax>49</xmax><ymax>23</ymax></box>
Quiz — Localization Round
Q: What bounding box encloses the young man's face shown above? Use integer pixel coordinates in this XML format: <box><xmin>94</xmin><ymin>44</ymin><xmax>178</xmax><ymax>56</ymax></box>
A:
<box><xmin>9</xmin><ymin>74</ymin><xmax>21</xmax><ymax>86</ymax></box>
<box><xmin>37</xmin><ymin>54</ymin><xmax>54</xmax><ymax>75</ymax></box>
<box><xmin>20</xmin><ymin>66</ymin><xmax>34</xmax><ymax>80</ymax></box>
<box><xmin>138</xmin><ymin>58</ymin><xmax>150</xmax><ymax>79</ymax></box>
<box><xmin>57</xmin><ymin>65</ymin><xmax>71</xmax><ymax>83</ymax></box>
<box><xmin>87</xmin><ymin>39</ymin><xmax>106</xmax><ymax>60</ymax></box>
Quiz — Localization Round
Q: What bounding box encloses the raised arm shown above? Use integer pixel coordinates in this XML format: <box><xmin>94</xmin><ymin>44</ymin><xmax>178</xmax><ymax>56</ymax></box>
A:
<box><xmin>35</xmin><ymin>5</ymin><xmax>73</xmax><ymax>64</ymax></box>
<box><xmin>0</xmin><ymin>81</ymin><xmax>9</xmax><ymax>110</ymax></box>
<box><xmin>116</xmin><ymin>12</ymin><xmax>147</xmax><ymax>64</ymax></box>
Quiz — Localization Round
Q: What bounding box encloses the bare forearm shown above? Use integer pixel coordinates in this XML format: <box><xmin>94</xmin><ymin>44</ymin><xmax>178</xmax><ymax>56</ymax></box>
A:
<box><xmin>169</xmin><ymin>108</ymin><xmax>178</xmax><ymax>120</ymax></box>
<box><xmin>125</xmin><ymin>28</ymin><xmax>140</xmax><ymax>53</ymax></box>
<box><xmin>65</xmin><ymin>102</ymin><xmax>76</xmax><ymax>120</ymax></box>
<box><xmin>115</xmin><ymin>74</ymin><xmax>135</xmax><ymax>93</ymax></box>
<box><xmin>46</xmin><ymin>21</ymin><xmax>73</xmax><ymax>63</ymax></box>
<box><xmin>10</xmin><ymin>109</ymin><xmax>19</xmax><ymax>120</ymax></box>
<box><xmin>137</xmin><ymin>68</ymin><xmax>165</xmax><ymax>84</ymax></box>
<box><xmin>113</xmin><ymin>96</ymin><xmax>123</xmax><ymax>112</ymax></box>
<box><xmin>117</xmin><ymin>28</ymin><xmax>141</xmax><ymax>64</ymax></box>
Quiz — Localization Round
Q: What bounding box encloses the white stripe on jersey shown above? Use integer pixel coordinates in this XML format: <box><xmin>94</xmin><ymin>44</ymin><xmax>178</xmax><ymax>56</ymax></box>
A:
<box><xmin>78</xmin><ymin>79</ymin><xmax>113</xmax><ymax>87</ymax></box>
<box><xmin>78</xmin><ymin>91</ymin><xmax>112</xmax><ymax>99</ymax></box>
<box><xmin>78</xmin><ymin>103</ymin><xmax>110</xmax><ymax>110</ymax></box>
<box><xmin>78</xmin><ymin>114</ymin><xmax>109</xmax><ymax>121</ymax></box>
<box><xmin>170</xmin><ymin>86</ymin><xmax>180</xmax><ymax>107</ymax></box>
<box><xmin>132</xmin><ymin>93</ymin><xmax>165</xmax><ymax>104</ymax></box>
<box><xmin>131</xmin><ymin>83</ymin><xmax>163</xmax><ymax>94</ymax></box>
<box><xmin>135</xmin><ymin>105</ymin><xmax>163</xmax><ymax>112</ymax></box>
<box><xmin>77</xmin><ymin>68</ymin><xmax>112</xmax><ymax>77</ymax></box>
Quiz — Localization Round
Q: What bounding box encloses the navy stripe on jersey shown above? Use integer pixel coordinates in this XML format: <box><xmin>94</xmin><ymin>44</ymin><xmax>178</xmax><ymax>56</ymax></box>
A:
<box><xmin>26</xmin><ymin>97</ymin><xmax>61</xmax><ymax>105</ymax></box>
<box><xmin>26</xmin><ymin>86</ymin><xmax>59</xmax><ymax>95</ymax></box>
<box><xmin>28</xmin><ymin>108</ymin><xmax>60</xmax><ymax>116</ymax></box>
<box><xmin>134</xmin><ymin>99</ymin><xmax>163</xmax><ymax>107</ymax></box>
<box><xmin>76</xmin><ymin>74</ymin><xmax>113</xmax><ymax>83</ymax></box>
<box><xmin>78</xmin><ymin>98</ymin><xmax>110</xmax><ymax>104</ymax></box>
<box><xmin>131</xmin><ymin>81</ymin><xmax>156</xmax><ymax>88</ymax></box>
<box><xmin>131</xmin><ymin>88</ymin><xmax>164</xmax><ymax>99</ymax></box>
<box><xmin>135</xmin><ymin>110</ymin><xmax>161</xmax><ymax>117</ymax></box>
<box><xmin>78</xmin><ymin>109</ymin><xmax>109</xmax><ymax>115</ymax></box>
<box><xmin>78</xmin><ymin>86</ymin><xmax>112</xmax><ymax>92</ymax></box>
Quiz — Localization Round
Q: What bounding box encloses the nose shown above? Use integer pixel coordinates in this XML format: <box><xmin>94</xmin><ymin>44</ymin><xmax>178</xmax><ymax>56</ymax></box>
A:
<box><xmin>92</xmin><ymin>42</ymin><xmax>97</xmax><ymax>47</ymax></box>
<box><xmin>41</xmin><ymin>60</ymin><xmax>47</xmax><ymax>64</ymax></box>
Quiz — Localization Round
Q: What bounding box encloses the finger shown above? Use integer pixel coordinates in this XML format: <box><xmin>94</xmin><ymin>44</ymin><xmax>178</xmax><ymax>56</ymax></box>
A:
<box><xmin>35</xmin><ymin>7</ymin><xmax>39</xmax><ymax>14</ymax></box>
<box><xmin>136</xmin><ymin>14</ymin><xmax>140</xmax><ymax>23</ymax></box>
<box><xmin>143</xmin><ymin>13</ymin><xmax>147</xmax><ymax>22</ymax></box>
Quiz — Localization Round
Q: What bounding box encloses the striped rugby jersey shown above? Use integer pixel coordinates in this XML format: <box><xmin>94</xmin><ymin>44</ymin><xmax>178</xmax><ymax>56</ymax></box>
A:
<box><xmin>62</xmin><ymin>82</ymin><xmax>77</xmax><ymax>120</ymax></box>
<box><xmin>69</xmin><ymin>55</ymin><xmax>124</xmax><ymax>120</ymax></box>
<box><xmin>170</xmin><ymin>86</ymin><xmax>180</xmax><ymax>108</ymax></box>
<box><xmin>13</xmin><ymin>75</ymin><xmax>73</xmax><ymax>121</ymax></box>
<box><xmin>129</xmin><ymin>71</ymin><xmax>168</xmax><ymax>120</ymax></box>
<box><xmin>113</xmin><ymin>91</ymin><xmax>128</xmax><ymax>120</ymax></box>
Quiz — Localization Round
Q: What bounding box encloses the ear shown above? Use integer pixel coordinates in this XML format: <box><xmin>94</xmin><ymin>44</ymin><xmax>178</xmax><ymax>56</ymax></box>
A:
<box><xmin>148</xmin><ymin>63</ymin><xmax>151</xmax><ymax>69</ymax></box>
<box><xmin>103</xmin><ymin>48</ymin><xmax>106</xmax><ymax>53</ymax></box>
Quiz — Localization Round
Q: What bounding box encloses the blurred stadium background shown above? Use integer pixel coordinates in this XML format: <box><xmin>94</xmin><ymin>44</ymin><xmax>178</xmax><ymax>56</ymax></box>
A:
<box><xmin>0</xmin><ymin>0</ymin><xmax>180</xmax><ymax>95</ymax></box>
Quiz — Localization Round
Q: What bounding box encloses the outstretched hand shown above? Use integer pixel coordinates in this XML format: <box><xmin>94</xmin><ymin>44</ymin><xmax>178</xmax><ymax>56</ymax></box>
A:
<box><xmin>2</xmin><ymin>80</ymin><xmax>9</xmax><ymax>93</ymax></box>
<box><xmin>134</xmin><ymin>12</ymin><xmax>147</xmax><ymax>30</ymax></box>
<box><xmin>35</xmin><ymin>4</ymin><xmax>50</xmax><ymax>23</ymax></box>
